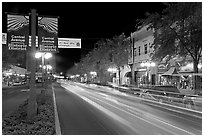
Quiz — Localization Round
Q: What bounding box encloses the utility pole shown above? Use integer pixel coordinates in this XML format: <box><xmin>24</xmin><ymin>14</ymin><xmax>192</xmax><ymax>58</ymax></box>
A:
<box><xmin>130</xmin><ymin>33</ymin><xmax>135</xmax><ymax>86</ymax></box>
<box><xmin>27</xmin><ymin>9</ymin><xmax>37</xmax><ymax>120</ymax></box>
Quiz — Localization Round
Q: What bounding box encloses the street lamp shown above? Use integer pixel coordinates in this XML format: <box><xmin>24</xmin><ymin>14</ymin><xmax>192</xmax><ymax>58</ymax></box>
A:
<box><xmin>35</xmin><ymin>52</ymin><xmax>52</xmax><ymax>88</ymax></box>
<box><xmin>107</xmin><ymin>67</ymin><xmax>117</xmax><ymax>73</ymax></box>
<box><xmin>44</xmin><ymin>53</ymin><xmax>52</xmax><ymax>59</ymax></box>
<box><xmin>141</xmin><ymin>61</ymin><xmax>155</xmax><ymax>86</ymax></box>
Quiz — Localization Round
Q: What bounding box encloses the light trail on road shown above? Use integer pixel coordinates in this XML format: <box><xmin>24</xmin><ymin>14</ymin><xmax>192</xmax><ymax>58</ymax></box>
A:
<box><xmin>59</xmin><ymin>81</ymin><xmax>202</xmax><ymax>135</ymax></box>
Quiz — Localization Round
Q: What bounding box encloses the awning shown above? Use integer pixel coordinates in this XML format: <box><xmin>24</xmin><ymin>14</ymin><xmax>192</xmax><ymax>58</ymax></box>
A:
<box><xmin>173</xmin><ymin>73</ymin><xmax>202</xmax><ymax>76</ymax></box>
<box><xmin>124</xmin><ymin>72</ymin><xmax>132</xmax><ymax>77</ymax></box>
<box><xmin>161</xmin><ymin>67</ymin><xmax>178</xmax><ymax>76</ymax></box>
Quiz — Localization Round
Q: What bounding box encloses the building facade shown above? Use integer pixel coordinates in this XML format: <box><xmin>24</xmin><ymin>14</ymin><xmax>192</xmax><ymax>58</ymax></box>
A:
<box><xmin>123</xmin><ymin>25</ymin><xmax>202</xmax><ymax>92</ymax></box>
<box><xmin>128</xmin><ymin>25</ymin><xmax>157</xmax><ymax>87</ymax></box>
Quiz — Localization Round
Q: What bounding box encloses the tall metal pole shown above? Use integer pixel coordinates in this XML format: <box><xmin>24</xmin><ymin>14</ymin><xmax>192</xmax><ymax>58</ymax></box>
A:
<box><xmin>27</xmin><ymin>9</ymin><xmax>37</xmax><ymax>120</ymax></box>
<box><xmin>130</xmin><ymin>33</ymin><xmax>135</xmax><ymax>85</ymax></box>
<box><xmin>42</xmin><ymin>55</ymin><xmax>45</xmax><ymax>88</ymax></box>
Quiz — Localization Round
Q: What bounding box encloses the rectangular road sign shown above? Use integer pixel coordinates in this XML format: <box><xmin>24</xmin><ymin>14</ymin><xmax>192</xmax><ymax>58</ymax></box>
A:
<box><xmin>58</xmin><ymin>38</ymin><xmax>81</xmax><ymax>48</ymax></box>
<box><xmin>2</xmin><ymin>33</ymin><xmax>81</xmax><ymax>48</ymax></box>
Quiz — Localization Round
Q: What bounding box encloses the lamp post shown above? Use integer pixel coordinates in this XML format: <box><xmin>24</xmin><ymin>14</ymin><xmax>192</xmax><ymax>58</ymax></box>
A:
<box><xmin>141</xmin><ymin>62</ymin><xmax>155</xmax><ymax>87</ymax></box>
<box><xmin>35</xmin><ymin>52</ymin><xmax>52</xmax><ymax>88</ymax></box>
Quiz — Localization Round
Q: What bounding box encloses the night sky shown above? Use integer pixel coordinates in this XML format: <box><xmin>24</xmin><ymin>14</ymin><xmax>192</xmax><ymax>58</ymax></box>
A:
<box><xmin>2</xmin><ymin>2</ymin><xmax>167</xmax><ymax>73</ymax></box>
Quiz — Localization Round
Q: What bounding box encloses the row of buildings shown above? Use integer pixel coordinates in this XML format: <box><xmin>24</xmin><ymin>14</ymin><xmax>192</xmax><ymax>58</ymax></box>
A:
<box><xmin>112</xmin><ymin>25</ymin><xmax>202</xmax><ymax>91</ymax></box>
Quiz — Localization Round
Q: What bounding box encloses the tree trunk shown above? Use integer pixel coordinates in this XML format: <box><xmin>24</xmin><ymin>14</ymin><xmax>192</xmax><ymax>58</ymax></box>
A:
<box><xmin>193</xmin><ymin>59</ymin><xmax>201</xmax><ymax>95</ymax></box>
<box><xmin>118</xmin><ymin>68</ymin><xmax>121</xmax><ymax>85</ymax></box>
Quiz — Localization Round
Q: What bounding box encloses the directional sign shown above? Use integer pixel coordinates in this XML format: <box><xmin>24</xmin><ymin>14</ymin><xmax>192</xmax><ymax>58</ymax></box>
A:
<box><xmin>2</xmin><ymin>33</ymin><xmax>81</xmax><ymax>48</ymax></box>
<box><xmin>58</xmin><ymin>38</ymin><xmax>81</xmax><ymax>48</ymax></box>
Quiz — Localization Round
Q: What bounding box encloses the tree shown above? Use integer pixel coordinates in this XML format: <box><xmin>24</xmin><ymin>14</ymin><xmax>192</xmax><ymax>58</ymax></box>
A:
<box><xmin>142</xmin><ymin>2</ymin><xmax>202</xmax><ymax>91</ymax></box>
<box><xmin>67</xmin><ymin>33</ymin><xmax>130</xmax><ymax>85</ymax></box>
<box><xmin>107</xmin><ymin>33</ymin><xmax>130</xmax><ymax>84</ymax></box>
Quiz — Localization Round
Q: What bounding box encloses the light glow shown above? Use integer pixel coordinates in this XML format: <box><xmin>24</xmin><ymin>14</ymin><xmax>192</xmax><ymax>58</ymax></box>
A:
<box><xmin>107</xmin><ymin>68</ymin><xmax>117</xmax><ymax>73</ymax></box>
<box><xmin>44</xmin><ymin>53</ymin><xmax>52</xmax><ymax>59</ymax></box>
<box><xmin>35</xmin><ymin>52</ymin><xmax>42</xmax><ymax>58</ymax></box>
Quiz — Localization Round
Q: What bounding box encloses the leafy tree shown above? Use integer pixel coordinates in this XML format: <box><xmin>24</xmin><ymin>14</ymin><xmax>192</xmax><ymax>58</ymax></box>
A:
<box><xmin>67</xmin><ymin>33</ymin><xmax>130</xmax><ymax>84</ymax></box>
<box><xmin>141</xmin><ymin>2</ymin><xmax>202</xmax><ymax>90</ymax></box>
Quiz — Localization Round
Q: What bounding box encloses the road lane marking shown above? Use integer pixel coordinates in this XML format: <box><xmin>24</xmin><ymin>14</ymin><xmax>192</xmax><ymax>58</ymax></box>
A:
<box><xmin>61</xmin><ymin>83</ymin><xmax>195</xmax><ymax>135</ymax></box>
<box><xmin>21</xmin><ymin>89</ymin><xmax>30</xmax><ymax>92</ymax></box>
<box><xmin>97</xmin><ymin>93</ymin><xmax>109</xmax><ymax>97</ymax></box>
<box><xmin>61</xmin><ymin>84</ymin><xmax>136</xmax><ymax>133</ymax></box>
<box><xmin>80</xmin><ymin>96</ymin><xmax>136</xmax><ymax>132</ymax></box>
<box><xmin>143</xmin><ymin>101</ymin><xmax>202</xmax><ymax>119</ymax></box>
<box><xmin>82</xmin><ymin>92</ymin><xmax>195</xmax><ymax>135</ymax></box>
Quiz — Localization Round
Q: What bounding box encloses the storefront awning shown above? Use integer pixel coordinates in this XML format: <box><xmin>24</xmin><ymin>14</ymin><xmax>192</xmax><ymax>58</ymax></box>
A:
<box><xmin>124</xmin><ymin>72</ymin><xmax>132</xmax><ymax>77</ymax></box>
<box><xmin>161</xmin><ymin>67</ymin><xmax>178</xmax><ymax>76</ymax></box>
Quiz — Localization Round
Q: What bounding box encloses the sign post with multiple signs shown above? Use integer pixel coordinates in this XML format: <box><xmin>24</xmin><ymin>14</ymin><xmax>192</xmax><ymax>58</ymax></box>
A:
<box><xmin>27</xmin><ymin>9</ymin><xmax>37</xmax><ymax>119</ymax></box>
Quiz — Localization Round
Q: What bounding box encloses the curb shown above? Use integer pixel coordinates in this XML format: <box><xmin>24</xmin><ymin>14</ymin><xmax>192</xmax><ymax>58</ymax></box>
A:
<box><xmin>52</xmin><ymin>85</ymin><xmax>61</xmax><ymax>135</ymax></box>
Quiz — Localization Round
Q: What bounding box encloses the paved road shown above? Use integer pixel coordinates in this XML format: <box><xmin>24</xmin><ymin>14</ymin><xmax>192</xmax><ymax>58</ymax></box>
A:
<box><xmin>2</xmin><ymin>84</ymin><xmax>42</xmax><ymax>118</ymax></box>
<box><xmin>2</xmin><ymin>85</ymin><xmax>30</xmax><ymax>118</ymax></box>
<box><xmin>53</xmin><ymin>81</ymin><xmax>202</xmax><ymax>135</ymax></box>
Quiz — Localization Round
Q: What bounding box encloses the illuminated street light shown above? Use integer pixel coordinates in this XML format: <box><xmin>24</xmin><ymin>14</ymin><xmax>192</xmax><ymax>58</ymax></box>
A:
<box><xmin>35</xmin><ymin>52</ymin><xmax>42</xmax><ymax>58</ymax></box>
<box><xmin>90</xmin><ymin>71</ymin><xmax>97</xmax><ymax>76</ymax></box>
<box><xmin>35</xmin><ymin>52</ymin><xmax>52</xmax><ymax>59</ymax></box>
<box><xmin>150</xmin><ymin>62</ymin><xmax>156</xmax><ymax>67</ymax></box>
<box><xmin>44</xmin><ymin>53</ymin><xmax>52</xmax><ymax>59</ymax></box>
<box><xmin>107</xmin><ymin>68</ymin><xmax>117</xmax><ymax>73</ymax></box>
<box><xmin>46</xmin><ymin>65</ymin><xmax>52</xmax><ymax>70</ymax></box>
<box><xmin>43</xmin><ymin>65</ymin><xmax>46</xmax><ymax>69</ymax></box>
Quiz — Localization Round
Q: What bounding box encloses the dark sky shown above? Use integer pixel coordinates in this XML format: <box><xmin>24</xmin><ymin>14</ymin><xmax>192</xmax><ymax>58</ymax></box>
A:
<box><xmin>2</xmin><ymin>2</ymin><xmax>167</xmax><ymax>73</ymax></box>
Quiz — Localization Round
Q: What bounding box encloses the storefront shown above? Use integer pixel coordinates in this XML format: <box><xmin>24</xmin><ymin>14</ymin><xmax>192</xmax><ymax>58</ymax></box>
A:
<box><xmin>160</xmin><ymin>67</ymin><xmax>180</xmax><ymax>87</ymax></box>
<box><xmin>135</xmin><ymin>66</ymin><xmax>157</xmax><ymax>87</ymax></box>
<box><xmin>157</xmin><ymin>61</ymin><xmax>202</xmax><ymax>91</ymax></box>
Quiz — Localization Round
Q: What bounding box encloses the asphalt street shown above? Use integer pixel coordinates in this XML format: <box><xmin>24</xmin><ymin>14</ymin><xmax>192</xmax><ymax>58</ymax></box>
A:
<box><xmin>2</xmin><ymin>85</ymin><xmax>30</xmax><ymax>118</ymax></box>
<box><xmin>53</xmin><ymin>80</ymin><xmax>202</xmax><ymax>135</ymax></box>
<box><xmin>2</xmin><ymin>84</ymin><xmax>42</xmax><ymax>118</ymax></box>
